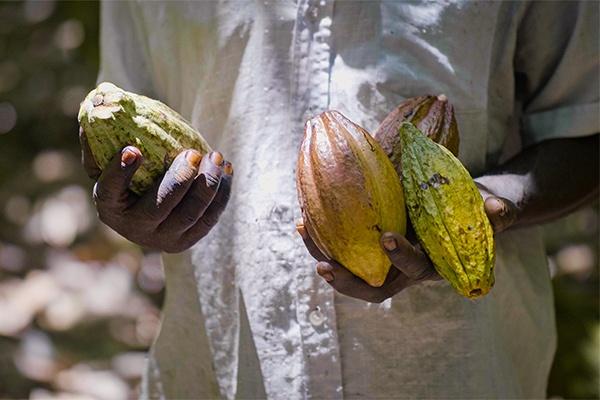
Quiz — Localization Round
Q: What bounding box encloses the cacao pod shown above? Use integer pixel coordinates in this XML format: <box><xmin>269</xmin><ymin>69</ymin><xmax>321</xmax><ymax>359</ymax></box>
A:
<box><xmin>296</xmin><ymin>111</ymin><xmax>406</xmax><ymax>287</ymax></box>
<box><xmin>374</xmin><ymin>95</ymin><xmax>459</xmax><ymax>176</ymax></box>
<box><xmin>78</xmin><ymin>82</ymin><xmax>212</xmax><ymax>194</ymax></box>
<box><xmin>399</xmin><ymin>122</ymin><xmax>494</xmax><ymax>298</ymax></box>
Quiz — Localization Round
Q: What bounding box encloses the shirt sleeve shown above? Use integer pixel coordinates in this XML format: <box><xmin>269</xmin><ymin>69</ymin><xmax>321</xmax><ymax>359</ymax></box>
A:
<box><xmin>515</xmin><ymin>1</ymin><xmax>599</xmax><ymax>146</ymax></box>
<box><xmin>97</xmin><ymin>1</ymin><xmax>155</xmax><ymax>96</ymax></box>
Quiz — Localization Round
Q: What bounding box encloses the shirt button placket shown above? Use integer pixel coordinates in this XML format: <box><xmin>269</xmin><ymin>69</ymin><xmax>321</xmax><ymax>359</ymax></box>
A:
<box><xmin>306</xmin><ymin>0</ymin><xmax>333</xmax><ymax>115</ymax></box>
<box><xmin>292</xmin><ymin>1</ymin><xmax>342</xmax><ymax>398</ymax></box>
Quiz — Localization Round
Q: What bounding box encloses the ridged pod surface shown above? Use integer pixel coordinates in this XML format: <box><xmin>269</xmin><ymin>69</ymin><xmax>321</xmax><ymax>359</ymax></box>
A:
<box><xmin>297</xmin><ymin>111</ymin><xmax>406</xmax><ymax>287</ymax></box>
<box><xmin>375</xmin><ymin>95</ymin><xmax>459</xmax><ymax>176</ymax></box>
<box><xmin>78</xmin><ymin>82</ymin><xmax>212</xmax><ymax>194</ymax></box>
<box><xmin>399</xmin><ymin>122</ymin><xmax>495</xmax><ymax>298</ymax></box>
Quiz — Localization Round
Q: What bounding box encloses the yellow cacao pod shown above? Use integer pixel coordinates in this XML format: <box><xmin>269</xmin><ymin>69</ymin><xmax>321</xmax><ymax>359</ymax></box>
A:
<box><xmin>399</xmin><ymin>122</ymin><xmax>495</xmax><ymax>298</ymax></box>
<box><xmin>296</xmin><ymin>111</ymin><xmax>407</xmax><ymax>287</ymax></box>
<box><xmin>374</xmin><ymin>95</ymin><xmax>459</xmax><ymax>176</ymax></box>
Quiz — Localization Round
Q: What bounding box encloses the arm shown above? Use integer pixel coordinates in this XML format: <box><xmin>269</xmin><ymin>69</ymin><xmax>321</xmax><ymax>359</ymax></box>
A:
<box><xmin>476</xmin><ymin>134</ymin><xmax>599</xmax><ymax>231</ymax></box>
<box><xmin>300</xmin><ymin>2</ymin><xmax>598</xmax><ymax>302</ymax></box>
<box><xmin>299</xmin><ymin>133</ymin><xmax>598</xmax><ymax>302</ymax></box>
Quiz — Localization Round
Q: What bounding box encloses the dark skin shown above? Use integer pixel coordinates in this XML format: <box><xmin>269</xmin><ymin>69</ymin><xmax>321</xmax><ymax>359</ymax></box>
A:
<box><xmin>81</xmin><ymin>125</ymin><xmax>598</xmax><ymax>300</ymax></box>
<box><xmin>79</xmin><ymin>128</ymin><xmax>233</xmax><ymax>253</ymax></box>
<box><xmin>298</xmin><ymin>134</ymin><xmax>599</xmax><ymax>303</ymax></box>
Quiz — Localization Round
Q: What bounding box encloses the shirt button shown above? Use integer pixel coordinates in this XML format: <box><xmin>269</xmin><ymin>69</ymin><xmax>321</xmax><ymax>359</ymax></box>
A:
<box><xmin>309</xmin><ymin>308</ymin><xmax>325</xmax><ymax>326</ymax></box>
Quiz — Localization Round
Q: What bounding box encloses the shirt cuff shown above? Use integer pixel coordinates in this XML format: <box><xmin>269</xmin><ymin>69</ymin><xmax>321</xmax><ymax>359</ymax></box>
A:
<box><xmin>521</xmin><ymin>102</ymin><xmax>599</xmax><ymax>146</ymax></box>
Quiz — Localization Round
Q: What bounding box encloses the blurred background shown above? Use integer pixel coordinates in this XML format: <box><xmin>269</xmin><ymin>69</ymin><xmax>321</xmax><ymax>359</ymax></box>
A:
<box><xmin>0</xmin><ymin>1</ymin><xmax>597</xmax><ymax>399</ymax></box>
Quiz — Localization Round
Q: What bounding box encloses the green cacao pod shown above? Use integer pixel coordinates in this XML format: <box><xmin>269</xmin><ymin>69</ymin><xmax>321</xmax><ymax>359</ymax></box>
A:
<box><xmin>374</xmin><ymin>95</ymin><xmax>459</xmax><ymax>176</ymax></box>
<box><xmin>399</xmin><ymin>122</ymin><xmax>495</xmax><ymax>298</ymax></box>
<box><xmin>296</xmin><ymin>111</ymin><xmax>407</xmax><ymax>287</ymax></box>
<box><xmin>78</xmin><ymin>82</ymin><xmax>212</xmax><ymax>194</ymax></box>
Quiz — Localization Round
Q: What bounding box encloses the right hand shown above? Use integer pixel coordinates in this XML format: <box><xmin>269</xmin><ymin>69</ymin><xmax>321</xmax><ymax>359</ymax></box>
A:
<box><xmin>79</xmin><ymin>128</ymin><xmax>233</xmax><ymax>253</ymax></box>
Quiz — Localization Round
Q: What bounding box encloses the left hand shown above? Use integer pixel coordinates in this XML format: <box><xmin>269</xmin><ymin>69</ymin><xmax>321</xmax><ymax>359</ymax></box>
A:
<box><xmin>296</xmin><ymin>186</ymin><xmax>518</xmax><ymax>303</ymax></box>
<box><xmin>297</xmin><ymin>218</ymin><xmax>441</xmax><ymax>303</ymax></box>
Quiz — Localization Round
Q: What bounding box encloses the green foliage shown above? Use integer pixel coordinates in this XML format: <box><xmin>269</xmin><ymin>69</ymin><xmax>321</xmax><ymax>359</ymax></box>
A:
<box><xmin>0</xmin><ymin>3</ymin><xmax>161</xmax><ymax>398</ymax></box>
<box><xmin>0</xmin><ymin>0</ymin><xmax>99</xmax><ymax>221</ymax></box>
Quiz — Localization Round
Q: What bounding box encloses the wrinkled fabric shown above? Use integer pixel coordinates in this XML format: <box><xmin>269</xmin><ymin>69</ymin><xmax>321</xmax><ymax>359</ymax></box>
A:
<box><xmin>98</xmin><ymin>1</ymin><xmax>599</xmax><ymax>399</ymax></box>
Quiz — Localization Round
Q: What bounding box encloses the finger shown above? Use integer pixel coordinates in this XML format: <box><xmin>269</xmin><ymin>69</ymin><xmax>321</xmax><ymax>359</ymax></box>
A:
<box><xmin>79</xmin><ymin>127</ymin><xmax>101</xmax><ymax>180</ymax></box>
<box><xmin>296</xmin><ymin>218</ymin><xmax>328</xmax><ymax>262</ymax></box>
<box><xmin>93</xmin><ymin>146</ymin><xmax>142</xmax><ymax>212</ymax></box>
<box><xmin>317</xmin><ymin>261</ymin><xmax>386</xmax><ymax>301</ymax></box>
<box><xmin>316</xmin><ymin>261</ymin><xmax>410</xmax><ymax>303</ymax></box>
<box><xmin>484</xmin><ymin>196</ymin><xmax>518</xmax><ymax>233</ymax></box>
<box><xmin>298</xmin><ymin>218</ymin><xmax>410</xmax><ymax>301</ymax></box>
<box><xmin>380</xmin><ymin>232</ymin><xmax>438</xmax><ymax>281</ymax></box>
<box><xmin>316</xmin><ymin>261</ymin><xmax>336</xmax><ymax>282</ymax></box>
<box><xmin>181</xmin><ymin>160</ymin><xmax>233</xmax><ymax>242</ymax></box>
<box><xmin>131</xmin><ymin>149</ymin><xmax>203</xmax><ymax>223</ymax></box>
<box><xmin>198</xmin><ymin>161</ymin><xmax>232</xmax><ymax>227</ymax></box>
<box><xmin>159</xmin><ymin>151</ymin><xmax>223</xmax><ymax>232</ymax></box>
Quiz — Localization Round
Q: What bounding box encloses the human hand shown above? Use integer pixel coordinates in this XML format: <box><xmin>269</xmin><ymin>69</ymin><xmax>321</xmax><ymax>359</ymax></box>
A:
<box><xmin>79</xmin><ymin>128</ymin><xmax>232</xmax><ymax>253</ymax></box>
<box><xmin>296</xmin><ymin>184</ymin><xmax>518</xmax><ymax>302</ymax></box>
<box><xmin>296</xmin><ymin>218</ymin><xmax>441</xmax><ymax>303</ymax></box>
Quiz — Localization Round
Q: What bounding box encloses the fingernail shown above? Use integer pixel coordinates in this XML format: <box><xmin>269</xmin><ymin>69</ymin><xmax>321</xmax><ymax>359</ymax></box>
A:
<box><xmin>317</xmin><ymin>262</ymin><xmax>333</xmax><ymax>273</ymax></box>
<box><xmin>487</xmin><ymin>197</ymin><xmax>505</xmax><ymax>216</ymax></box>
<box><xmin>121</xmin><ymin>147</ymin><xmax>138</xmax><ymax>167</ymax></box>
<box><xmin>322</xmin><ymin>272</ymin><xmax>334</xmax><ymax>282</ymax></box>
<box><xmin>296</xmin><ymin>223</ymin><xmax>307</xmax><ymax>239</ymax></box>
<box><xmin>210</xmin><ymin>151</ymin><xmax>224</xmax><ymax>166</ymax></box>
<box><xmin>186</xmin><ymin>150</ymin><xmax>202</xmax><ymax>168</ymax></box>
<box><xmin>223</xmin><ymin>161</ymin><xmax>233</xmax><ymax>175</ymax></box>
<box><xmin>382</xmin><ymin>236</ymin><xmax>397</xmax><ymax>251</ymax></box>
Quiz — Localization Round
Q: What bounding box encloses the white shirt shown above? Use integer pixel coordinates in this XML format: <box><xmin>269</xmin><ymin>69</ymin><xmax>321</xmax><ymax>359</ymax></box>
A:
<box><xmin>98</xmin><ymin>1</ymin><xmax>599</xmax><ymax>399</ymax></box>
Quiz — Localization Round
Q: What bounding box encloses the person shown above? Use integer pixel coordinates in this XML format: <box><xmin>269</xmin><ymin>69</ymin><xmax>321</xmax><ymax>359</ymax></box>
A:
<box><xmin>80</xmin><ymin>1</ymin><xmax>599</xmax><ymax>398</ymax></box>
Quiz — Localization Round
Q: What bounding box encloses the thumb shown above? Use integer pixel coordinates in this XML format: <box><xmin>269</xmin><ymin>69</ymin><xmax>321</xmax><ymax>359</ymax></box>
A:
<box><xmin>484</xmin><ymin>196</ymin><xmax>518</xmax><ymax>233</ymax></box>
<box><xmin>94</xmin><ymin>146</ymin><xmax>143</xmax><ymax>210</ymax></box>
<box><xmin>380</xmin><ymin>232</ymin><xmax>438</xmax><ymax>282</ymax></box>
